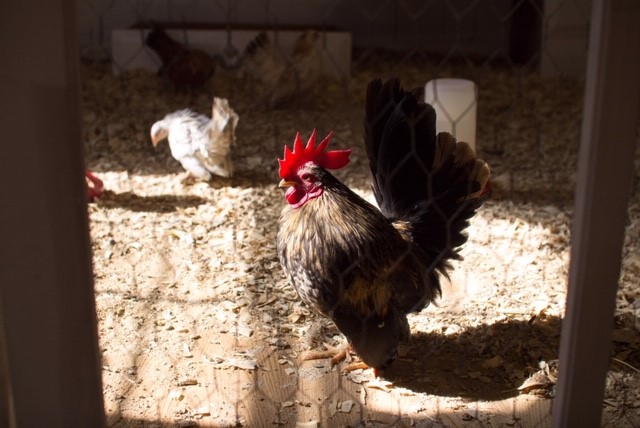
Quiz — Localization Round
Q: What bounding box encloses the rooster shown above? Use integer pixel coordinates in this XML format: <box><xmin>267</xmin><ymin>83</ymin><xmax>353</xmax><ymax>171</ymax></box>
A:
<box><xmin>150</xmin><ymin>97</ymin><xmax>239</xmax><ymax>180</ymax></box>
<box><xmin>145</xmin><ymin>27</ymin><xmax>216</xmax><ymax>92</ymax></box>
<box><xmin>276</xmin><ymin>78</ymin><xmax>489</xmax><ymax>375</ymax></box>
<box><xmin>243</xmin><ymin>30</ymin><xmax>322</xmax><ymax>108</ymax></box>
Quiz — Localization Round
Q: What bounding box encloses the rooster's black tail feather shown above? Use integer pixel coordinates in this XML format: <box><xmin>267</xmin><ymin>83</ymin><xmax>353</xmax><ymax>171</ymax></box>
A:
<box><xmin>363</xmin><ymin>77</ymin><xmax>489</xmax><ymax>271</ymax></box>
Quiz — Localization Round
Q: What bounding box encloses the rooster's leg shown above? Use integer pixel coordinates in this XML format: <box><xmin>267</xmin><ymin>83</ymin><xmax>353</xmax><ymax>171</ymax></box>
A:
<box><xmin>300</xmin><ymin>341</ymin><xmax>350</xmax><ymax>365</ymax></box>
<box><xmin>300</xmin><ymin>342</ymin><xmax>379</xmax><ymax>376</ymax></box>
<box><xmin>342</xmin><ymin>361</ymin><xmax>369</xmax><ymax>372</ymax></box>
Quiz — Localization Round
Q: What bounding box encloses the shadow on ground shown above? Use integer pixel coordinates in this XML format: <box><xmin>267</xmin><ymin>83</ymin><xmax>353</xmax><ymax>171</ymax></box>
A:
<box><xmin>97</xmin><ymin>190</ymin><xmax>208</xmax><ymax>213</ymax></box>
<box><xmin>381</xmin><ymin>315</ymin><xmax>562</xmax><ymax>400</ymax></box>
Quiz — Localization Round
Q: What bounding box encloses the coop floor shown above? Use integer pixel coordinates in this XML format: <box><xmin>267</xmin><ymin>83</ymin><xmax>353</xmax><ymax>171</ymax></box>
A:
<box><xmin>83</xmin><ymin>55</ymin><xmax>640</xmax><ymax>427</ymax></box>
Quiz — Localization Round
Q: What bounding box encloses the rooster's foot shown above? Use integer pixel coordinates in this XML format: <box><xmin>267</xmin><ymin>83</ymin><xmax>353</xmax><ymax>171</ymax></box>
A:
<box><xmin>343</xmin><ymin>361</ymin><xmax>381</xmax><ymax>378</ymax></box>
<box><xmin>300</xmin><ymin>343</ymin><xmax>379</xmax><ymax>377</ymax></box>
<box><xmin>300</xmin><ymin>341</ymin><xmax>351</xmax><ymax>365</ymax></box>
<box><xmin>342</xmin><ymin>361</ymin><xmax>369</xmax><ymax>373</ymax></box>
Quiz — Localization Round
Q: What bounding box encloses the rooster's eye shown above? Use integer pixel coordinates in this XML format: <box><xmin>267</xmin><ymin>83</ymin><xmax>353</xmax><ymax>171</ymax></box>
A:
<box><xmin>301</xmin><ymin>173</ymin><xmax>314</xmax><ymax>182</ymax></box>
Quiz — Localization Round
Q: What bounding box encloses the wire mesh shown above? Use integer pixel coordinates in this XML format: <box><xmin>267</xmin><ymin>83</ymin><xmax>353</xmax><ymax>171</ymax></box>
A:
<box><xmin>78</xmin><ymin>1</ymin><xmax>640</xmax><ymax>427</ymax></box>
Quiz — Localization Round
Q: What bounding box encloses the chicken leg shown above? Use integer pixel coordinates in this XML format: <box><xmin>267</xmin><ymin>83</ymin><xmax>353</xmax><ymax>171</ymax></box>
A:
<box><xmin>300</xmin><ymin>341</ymin><xmax>375</xmax><ymax>374</ymax></box>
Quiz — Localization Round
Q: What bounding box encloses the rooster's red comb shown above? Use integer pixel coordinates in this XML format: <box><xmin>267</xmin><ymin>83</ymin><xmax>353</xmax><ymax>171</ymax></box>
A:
<box><xmin>278</xmin><ymin>130</ymin><xmax>351</xmax><ymax>178</ymax></box>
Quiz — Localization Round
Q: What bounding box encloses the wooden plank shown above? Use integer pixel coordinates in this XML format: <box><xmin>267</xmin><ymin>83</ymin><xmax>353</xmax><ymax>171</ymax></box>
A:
<box><xmin>0</xmin><ymin>1</ymin><xmax>105</xmax><ymax>427</ymax></box>
<box><xmin>552</xmin><ymin>0</ymin><xmax>640</xmax><ymax>426</ymax></box>
<box><xmin>0</xmin><ymin>297</ymin><xmax>16</xmax><ymax>428</ymax></box>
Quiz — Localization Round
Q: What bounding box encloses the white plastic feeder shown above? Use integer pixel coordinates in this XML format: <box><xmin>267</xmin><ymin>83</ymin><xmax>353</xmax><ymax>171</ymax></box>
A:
<box><xmin>425</xmin><ymin>78</ymin><xmax>478</xmax><ymax>152</ymax></box>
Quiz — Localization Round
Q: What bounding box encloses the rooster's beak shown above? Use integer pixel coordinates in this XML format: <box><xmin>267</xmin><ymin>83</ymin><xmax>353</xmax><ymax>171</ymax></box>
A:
<box><xmin>279</xmin><ymin>179</ymin><xmax>296</xmax><ymax>188</ymax></box>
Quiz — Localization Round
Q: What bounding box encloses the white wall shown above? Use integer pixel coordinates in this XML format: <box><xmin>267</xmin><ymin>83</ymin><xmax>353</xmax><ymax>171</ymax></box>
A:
<box><xmin>77</xmin><ymin>0</ymin><xmax>513</xmax><ymax>60</ymax></box>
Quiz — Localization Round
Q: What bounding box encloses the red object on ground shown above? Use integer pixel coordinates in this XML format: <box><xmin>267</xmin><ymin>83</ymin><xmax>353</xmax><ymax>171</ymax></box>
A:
<box><xmin>85</xmin><ymin>170</ymin><xmax>104</xmax><ymax>201</ymax></box>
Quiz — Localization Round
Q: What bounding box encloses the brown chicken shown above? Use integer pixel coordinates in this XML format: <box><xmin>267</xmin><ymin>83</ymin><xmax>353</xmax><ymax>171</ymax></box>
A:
<box><xmin>277</xmin><ymin>78</ymin><xmax>489</xmax><ymax>375</ymax></box>
<box><xmin>243</xmin><ymin>30</ymin><xmax>322</xmax><ymax>108</ymax></box>
<box><xmin>145</xmin><ymin>27</ymin><xmax>215</xmax><ymax>92</ymax></box>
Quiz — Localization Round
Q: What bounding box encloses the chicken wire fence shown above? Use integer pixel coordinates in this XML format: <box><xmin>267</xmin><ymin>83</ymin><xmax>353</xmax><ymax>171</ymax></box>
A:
<box><xmin>78</xmin><ymin>0</ymin><xmax>598</xmax><ymax>203</ymax></box>
<box><xmin>78</xmin><ymin>0</ymin><xmax>640</xmax><ymax>427</ymax></box>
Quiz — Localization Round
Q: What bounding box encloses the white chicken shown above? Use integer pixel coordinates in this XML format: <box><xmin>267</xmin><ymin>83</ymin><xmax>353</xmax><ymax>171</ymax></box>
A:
<box><xmin>243</xmin><ymin>30</ymin><xmax>322</xmax><ymax>108</ymax></box>
<box><xmin>151</xmin><ymin>98</ymin><xmax>239</xmax><ymax>180</ymax></box>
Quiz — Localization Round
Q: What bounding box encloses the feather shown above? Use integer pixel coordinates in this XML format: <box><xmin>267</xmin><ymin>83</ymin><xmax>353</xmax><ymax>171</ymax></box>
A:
<box><xmin>364</xmin><ymin>78</ymin><xmax>489</xmax><ymax>270</ymax></box>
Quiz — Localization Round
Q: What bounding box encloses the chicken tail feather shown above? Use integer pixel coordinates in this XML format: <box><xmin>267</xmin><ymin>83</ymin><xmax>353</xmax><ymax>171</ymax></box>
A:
<box><xmin>364</xmin><ymin>78</ymin><xmax>489</xmax><ymax>272</ymax></box>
